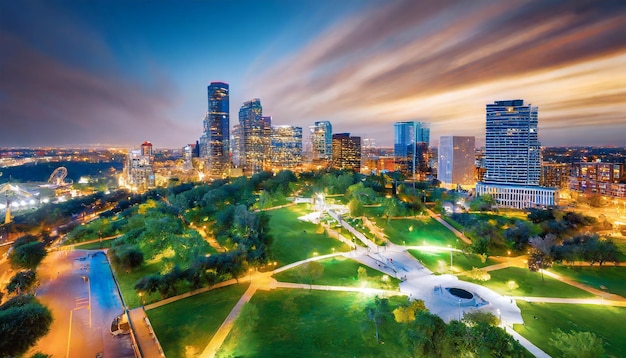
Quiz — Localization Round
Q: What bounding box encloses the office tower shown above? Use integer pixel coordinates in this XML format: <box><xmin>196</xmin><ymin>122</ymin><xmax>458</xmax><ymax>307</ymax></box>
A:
<box><xmin>199</xmin><ymin>82</ymin><xmax>230</xmax><ymax>178</ymax></box>
<box><xmin>332</xmin><ymin>133</ymin><xmax>361</xmax><ymax>172</ymax></box>
<box><xmin>310</xmin><ymin>121</ymin><xmax>333</xmax><ymax>161</ymax></box>
<box><xmin>394</xmin><ymin>121</ymin><xmax>430</xmax><ymax>178</ymax></box>
<box><xmin>231</xmin><ymin>124</ymin><xmax>243</xmax><ymax>168</ymax></box>
<box><xmin>239</xmin><ymin>99</ymin><xmax>271</xmax><ymax>175</ymax></box>
<box><xmin>476</xmin><ymin>100</ymin><xmax>555</xmax><ymax>208</ymax></box>
<box><xmin>182</xmin><ymin>144</ymin><xmax>193</xmax><ymax>171</ymax></box>
<box><xmin>438</xmin><ymin>136</ymin><xmax>475</xmax><ymax>188</ymax></box>
<box><xmin>269</xmin><ymin>125</ymin><xmax>303</xmax><ymax>170</ymax></box>
<box><xmin>124</xmin><ymin>141</ymin><xmax>155</xmax><ymax>192</ymax></box>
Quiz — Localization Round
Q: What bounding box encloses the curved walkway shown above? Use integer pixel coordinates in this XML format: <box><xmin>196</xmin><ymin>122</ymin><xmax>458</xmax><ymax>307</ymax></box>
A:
<box><xmin>424</xmin><ymin>207</ymin><xmax>472</xmax><ymax>245</ymax></box>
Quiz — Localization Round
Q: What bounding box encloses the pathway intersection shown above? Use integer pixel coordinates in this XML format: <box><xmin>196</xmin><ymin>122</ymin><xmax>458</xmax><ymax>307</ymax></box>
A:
<box><xmin>129</xmin><ymin>206</ymin><xmax>624</xmax><ymax>358</ymax></box>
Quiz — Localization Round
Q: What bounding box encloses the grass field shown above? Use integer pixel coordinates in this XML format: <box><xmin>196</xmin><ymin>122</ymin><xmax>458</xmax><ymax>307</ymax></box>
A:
<box><xmin>367</xmin><ymin>216</ymin><xmax>463</xmax><ymax>248</ymax></box>
<box><xmin>148</xmin><ymin>283</ymin><xmax>249</xmax><ymax>358</ymax></box>
<box><xmin>464</xmin><ymin>267</ymin><xmax>595</xmax><ymax>298</ymax></box>
<box><xmin>73</xmin><ymin>240</ymin><xmax>114</xmax><ymax>250</ymax></box>
<box><xmin>550</xmin><ymin>265</ymin><xmax>626</xmax><ymax>298</ymax></box>
<box><xmin>274</xmin><ymin>256</ymin><xmax>401</xmax><ymax>290</ymax></box>
<box><xmin>217</xmin><ymin>289</ymin><xmax>409</xmax><ymax>357</ymax></box>
<box><xmin>408</xmin><ymin>249</ymin><xmax>497</xmax><ymax>274</ymax></box>
<box><xmin>514</xmin><ymin>301</ymin><xmax>626</xmax><ymax>358</ymax></box>
<box><xmin>268</xmin><ymin>205</ymin><xmax>350</xmax><ymax>266</ymax></box>
<box><xmin>115</xmin><ymin>261</ymin><xmax>167</xmax><ymax>308</ymax></box>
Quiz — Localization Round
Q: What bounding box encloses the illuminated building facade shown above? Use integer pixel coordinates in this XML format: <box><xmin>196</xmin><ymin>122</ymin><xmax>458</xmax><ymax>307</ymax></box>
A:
<box><xmin>477</xmin><ymin>100</ymin><xmax>555</xmax><ymax>208</ymax></box>
<box><xmin>438</xmin><ymin>136</ymin><xmax>475</xmax><ymax>188</ymax></box>
<box><xmin>310</xmin><ymin>121</ymin><xmax>332</xmax><ymax>161</ymax></box>
<box><xmin>123</xmin><ymin>141</ymin><xmax>155</xmax><ymax>192</ymax></box>
<box><xmin>540</xmin><ymin>163</ymin><xmax>571</xmax><ymax>189</ymax></box>
<box><xmin>239</xmin><ymin>99</ymin><xmax>271</xmax><ymax>175</ymax></box>
<box><xmin>569</xmin><ymin>162</ymin><xmax>626</xmax><ymax>198</ymax></box>
<box><xmin>200</xmin><ymin>82</ymin><xmax>230</xmax><ymax>178</ymax></box>
<box><xmin>269</xmin><ymin>125</ymin><xmax>302</xmax><ymax>170</ymax></box>
<box><xmin>332</xmin><ymin>133</ymin><xmax>361</xmax><ymax>172</ymax></box>
<box><xmin>394</xmin><ymin>121</ymin><xmax>430</xmax><ymax>178</ymax></box>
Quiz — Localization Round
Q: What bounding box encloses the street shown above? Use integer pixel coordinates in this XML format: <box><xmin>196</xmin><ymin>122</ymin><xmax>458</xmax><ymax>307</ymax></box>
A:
<box><xmin>27</xmin><ymin>249</ymin><xmax>134</xmax><ymax>358</ymax></box>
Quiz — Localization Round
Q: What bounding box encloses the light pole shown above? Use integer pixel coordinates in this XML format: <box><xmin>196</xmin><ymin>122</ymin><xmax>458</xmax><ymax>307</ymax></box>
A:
<box><xmin>458</xmin><ymin>300</ymin><xmax>461</xmax><ymax>321</ymax></box>
<box><xmin>507</xmin><ymin>250</ymin><xmax>511</xmax><ymax>265</ymax></box>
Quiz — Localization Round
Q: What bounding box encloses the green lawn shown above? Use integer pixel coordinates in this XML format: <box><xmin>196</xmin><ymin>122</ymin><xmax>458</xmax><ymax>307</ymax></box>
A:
<box><xmin>217</xmin><ymin>289</ymin><xmax>409</xmax><ymax>357</ymax></box>
<box><xmin>550</xmin><ymin>265</ymin><xmax>626</xmax><ymax>298</ymax></box>
<box><xmin>464</xmin><ymin>267</ymin><xmax>595</xmax><ymax>298</ymax></box>
<box><xmin>73</xmin><ymin>240</ymin><xmax>114</xmax><ymax>250</ymax></box>
<box><xmin>148</xmin><ymin>283</ymin><xmax>249</xmax><ymax>358</ymax></box>
<box><xmin>268</xmin><ymin>205</ymin><xmax>350</xmax><ymax>266</ymax></box>
<box><xmin>114</xmin><ymin>261</ymin><xmax>167</xmax><ymax>308</ymax></box>
<box><xmin>367</xmin><ymin>216</ymin><xmax>463</xmax><ymax>248</ymax></box>
<box><xmin>408</xmin><ymin>249</ymin><xmax>497</xmax><ymax>274</ymax></box>
<box><xmin>514</xmin><ymin>301</ymin><xmax>626</xmax><ymax>358</ymax></box>
<box><xmin>274</xmin><ymin>256</ymin><xmax>401</xmax><ymax>290</ymax></box>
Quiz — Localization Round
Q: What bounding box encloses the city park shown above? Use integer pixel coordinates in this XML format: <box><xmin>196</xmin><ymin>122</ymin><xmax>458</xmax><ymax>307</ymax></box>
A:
<box><xmin>3</xmin><ymin>169</ymin><xmax>626</xmax><ymax>357</ymax></box>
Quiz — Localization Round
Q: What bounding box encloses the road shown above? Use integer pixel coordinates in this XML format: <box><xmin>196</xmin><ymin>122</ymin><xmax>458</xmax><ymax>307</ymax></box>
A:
<box><xmin>27</xmin><ymin>250</ymin><xmax>134</xmax><ymax>358</ymax></box>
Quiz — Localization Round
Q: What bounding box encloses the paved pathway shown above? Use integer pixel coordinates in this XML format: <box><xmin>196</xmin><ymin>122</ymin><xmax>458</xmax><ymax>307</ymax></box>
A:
<box><xmin>511</xmin><ymin>296</ymin><xmax>626</xmax><ymax>306</ymax></box>
<box><xmin>505</xmin><ymin>327</ymin><xmax>551</xmax><ymax>358</ymax></box>
<box><xmin>128</xmin><ymin>308</ymin><xmax>165</xmax><ymax>358</ymax></box>
<box><xmin>199</xmin><ymin>283</ymin><xmax>259</xmax><ymax>358</ymax></box>
<box><xmin>540</xmin><ymin>269</ymin><xmax>626</xmax><ymax>302</ymax></box>
<box><xmin>424</xmin><ymin>207</ymin><xmax>472</xmax><ymax>245</ymax></box>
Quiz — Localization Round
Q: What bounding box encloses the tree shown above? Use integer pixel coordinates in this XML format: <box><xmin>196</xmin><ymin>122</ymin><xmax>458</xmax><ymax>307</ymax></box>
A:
<box><xmin>528</xmin><ymin>248</ymin><xmax>552</xmax><ymax>273</ymax></box>
<box><xmin>0</xmin><ymin>295</ymin><xmax>53</xmax><ymax>358</ymax></box>
<box><xmin>366</xmin><ymin>296</ymin><xmax>393</xmax><ymax>344</ymax></box>
<box><xmin>466</xmin><ymin>267</ymin><xmax>491</xmax><ymax>281</ymax></box>
<box><xmin>463</xmin><ymin>311</ymin><xmax>499</xmax><ymax>326</ymax></box>
<box><xmin>549</xmin><ymin>329</ymin><xmax>604</xmax><ymax>358</ymax></box>
<box><xmin>6</xmin><ymin>270</ymin><xmax>38</xmax><ymax>295</ymax></box>
<box><xmin>348</xmin><ymin>198</ymin><xmax>364</xmax><ymax>217</ymax></box>
<box><xmin>8</xmin><ymin>241</ymin><xmax>48</xmax><ymax>270</ymax></box>
<box><xmin>297</xmin><ymin>261</ymin><xmax>324</xmax><ymax>288</ymax></box>
<box><xmin>404</xmin><ymin>310</ymin><xmax>447</xmax><ymax>357</ymax></box>
<box><xmin>470</xmin><ymin>194</ymin><xmax>494</xmax><ymax>212</ymax></box>
<box><xmin>392</xmin><ymin>299</ymin><xmax>426</xmax><ymax>323</ymax></box>
<box><xmin>115</xmin><ymin>248</ymin><xmax>144</xmax><ymax>272</ymax></box>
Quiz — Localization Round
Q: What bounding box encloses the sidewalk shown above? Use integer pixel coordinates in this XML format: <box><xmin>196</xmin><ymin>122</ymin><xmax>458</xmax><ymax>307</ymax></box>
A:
<box><xmin>424</xmin><ymin>207</ymin><xmax>472</xmax><ymax>245</ymax></box>
<box><xmin>128</xmin><ymin>307</ymin><xmax>165</xmax><ymax>358</ymax></box>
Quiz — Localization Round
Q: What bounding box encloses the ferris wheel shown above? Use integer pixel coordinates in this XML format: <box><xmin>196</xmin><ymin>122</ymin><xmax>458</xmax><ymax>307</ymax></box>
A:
<box><xmin>48</xmin><ymin>167</ymin><xmax>68</xmax><ymax>186</ymax></box>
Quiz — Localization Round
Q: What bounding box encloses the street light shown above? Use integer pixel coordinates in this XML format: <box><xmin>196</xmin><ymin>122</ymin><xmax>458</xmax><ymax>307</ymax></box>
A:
<box><xmin>507</xmin><ymin>250</ymin><xmax>511</xmax><ymax>265</ymax></box>
<box><xmin>448</xmin><ymin>245</ymin><xmax>453</xmax><ymax>273</ymax></box>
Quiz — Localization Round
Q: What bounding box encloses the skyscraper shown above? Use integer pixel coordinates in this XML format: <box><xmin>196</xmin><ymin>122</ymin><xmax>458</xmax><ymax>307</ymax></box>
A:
<box><xmin>239</xmin><ymin>99</ymin><xmax>270</xmax><ymax>175</ymax></box>
<box><xmin>484</xmin><ymin>100</ymin><xmax>540</xmax><ymax>185</ymax></box>
<box><xmin>310</xmin><ymin>121</ymin><xmax>332</xmax><ymax>161</ymax></box>
<box><xmin>437</xmin><ymin>136</ymin><xmax>475</xmax><ymax>188</ymax></box>
<box><xmin>269</xmin><ymin>125</ymin><xmax>302</xmax><ymax>170</ymax></box>
<box><xmin>123</xmin><ymin>141</ymin><xmax>155</xmax><ymax>192</ymax></box>
<box><xmin>393</xmin><ymin>121</ymin><xmax>430</xmax><ymax>178</ymax></box>
<box><xmin>332</xmin><ymin>133</ymin><xmax>361</xmax><ymax>172</ymax></box>
<box><xmin>200</xmin><ymin>82</ymin><xmax>229</xmax><ymax>178</ymax></box>
<box><xmin>477</xmin><ymin>100</ymin><xmax>555</xmax><ymax>208</ymax></box>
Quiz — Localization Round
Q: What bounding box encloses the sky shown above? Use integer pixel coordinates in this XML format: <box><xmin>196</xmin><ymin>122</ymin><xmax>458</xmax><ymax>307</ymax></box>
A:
<box><xmin>1</xmin><ymin>0</ymin><xmax>625</xmax><ymax>149</ymax></box>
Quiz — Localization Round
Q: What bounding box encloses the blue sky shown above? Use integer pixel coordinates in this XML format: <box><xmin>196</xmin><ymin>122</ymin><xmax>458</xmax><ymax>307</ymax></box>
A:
<box><xmin>1</xmin><ymin>0</ymin><xmax>625</xmax><ymax>148</ymax></box>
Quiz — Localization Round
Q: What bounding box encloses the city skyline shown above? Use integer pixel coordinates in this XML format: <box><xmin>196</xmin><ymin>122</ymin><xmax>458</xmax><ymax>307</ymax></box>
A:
<box><xmin>1</xmin><ymin>0</ymin><xmax>625</xmax><ymax>148</ymax></box>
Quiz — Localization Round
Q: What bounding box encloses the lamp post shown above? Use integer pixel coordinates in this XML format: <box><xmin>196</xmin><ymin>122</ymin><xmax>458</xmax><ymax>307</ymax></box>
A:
<box><xmin>507</xmin><ymin>250</ymin><xmax>511</xmax><ymax>265</ymax></box>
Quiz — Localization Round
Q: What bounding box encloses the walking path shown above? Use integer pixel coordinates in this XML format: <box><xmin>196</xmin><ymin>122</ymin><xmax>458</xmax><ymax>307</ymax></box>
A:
<box><xmin>424</xmin><ymin>207</ymin><xmax>472</xmax><ymax>245</ymax></box>
<box><xmin>128</xmin><ymin>308</ymin><xmax>165</xmax><ymax>358</ymax></box>
<box><xmin>199</xmin><ymin>283</ymin><xmax>258</xmax><ymax>358</ymax></box>
<box><xmin>505</xmin><ymin>327</ymin><xmax>551</xmax><ymax>358</ymax></box>
<box><xmin>510</xmin><ymin>296</ymin><xmax>626</xmax><ymax>306</ymax></box>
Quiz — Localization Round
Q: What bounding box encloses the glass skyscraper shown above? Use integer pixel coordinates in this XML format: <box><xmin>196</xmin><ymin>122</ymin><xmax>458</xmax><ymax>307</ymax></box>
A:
<box><xmin>332</xmin><ymin>133</ymin><xmax>361</xmax><ymax>172</ymax></box>
<box><xmin>310</xmin><ymin>121</ymin><xmax>332</xmax><ymax>161</ymax></box>
<box><xmin>269</xmin><ymin>125</ymin><xmax>303</xmax><ymax>170</ymax></box>
<box><xmin>200</xmin><ymin>82</ymin><xmax>229</xmax><ymax>178</ymax></box>
<box><xmin>438</xmin><ymin>136</ymin><xmax>475</xmax><ymax>188</ymax></box>
<box><xmin>484</xmin><ymin>99</ymin><xmax>540</xmax><ymax>185</ymax></box>
<box><xmin>477</xmin><ymin>100</ymin><xmax>555</xmax><ymax>208</ymax></box>
<box><xmin>393</xmin><ymin>121</ymin><xmax>430</xmax><ymax>177</ymax></box>
<box><xmin>239</xmin><ymin>99</ymin><xmax>270</xmax><ymax>175</ymax></box>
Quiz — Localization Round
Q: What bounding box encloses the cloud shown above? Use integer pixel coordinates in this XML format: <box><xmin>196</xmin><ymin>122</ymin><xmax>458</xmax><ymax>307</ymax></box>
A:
<box><xmin>249</xmin><ymin>0</ymin><xmax>626</xmax><ymax>146</ymax></box>
<box><xmin>0</xmin><ymin>33</ymin><xmax>188</xmax><ymax>147</ymax></box>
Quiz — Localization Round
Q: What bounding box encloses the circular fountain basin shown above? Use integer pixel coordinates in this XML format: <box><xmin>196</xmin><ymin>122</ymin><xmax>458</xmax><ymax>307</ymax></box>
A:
<box><xmin>444</xmin><ymin>287</ymin><xmax>477</xmax><ymax>306</ymax></box>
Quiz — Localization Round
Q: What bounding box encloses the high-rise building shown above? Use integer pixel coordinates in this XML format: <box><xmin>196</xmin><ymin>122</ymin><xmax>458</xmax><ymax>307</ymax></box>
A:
<box><xmin>310</xmin><ymin>121</ymin><xmax>333</xmax><ymax>161</ymax></box>
<box><xmin>393</xmin><ymin>121</ymin><xmax>430</xmax><ymax>178</ymax></box>
<box><xmin>540</xmin><ymin>163</ymin><xmax>571</xmax><ymax>189</ymax></box>
<box><xmin>239</xmin><ymin>99</ymin><xmax>270</xmax><ymax>175</ymax></box>
<box><xmin>269</xmin><ymin>125</ymin><xmax>302</xmax><ymax>170</ymax></box>
<box><xmin>231</xmin><ymin>124</ymin><xmax>243</xmax><ymax>169</ymax></box>
<box><xmin>438</xmin><ymin>136</ymin><xmax>475</xmax><ymax>188</ymax></box>
<box><xmin>199</xmin><ymin>82</ymin><xmax>229</xmax><ymax>178</ymax></box>
<box><xmin>332</xmin><ymin>133</ymin><xmax>361</xmax><ymax>172</ymax></box>
<box><xmin>476</xmin><ymin>100</ymin><xmax>555</xmax><ymax>208</ymax></box>
<box><xmin>123</xmin><ymin>141</ymin><xmax>155</xmax><ymax>192</ymax></box>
